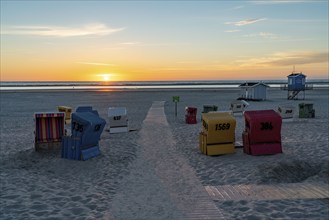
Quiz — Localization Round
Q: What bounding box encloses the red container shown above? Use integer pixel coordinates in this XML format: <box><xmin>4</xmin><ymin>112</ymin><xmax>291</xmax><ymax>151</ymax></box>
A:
<box><xmin>186</xmin><ymin>107</ymin><xmax>197</xmax><ymax>115</ymax></box>
<box><xmin>185</xmin><ymin>115</ymin><xmax>197</xmax><ymax>124</ymax></box>
<box><xmin>185</xmin><ymin>107</ymin><xmax>197</xmax><ymax>124</ymax></box>
<box><xmin>243</xmin><ymin>110</ymin><xmax>282</xmax><ymax>155</ymax></box>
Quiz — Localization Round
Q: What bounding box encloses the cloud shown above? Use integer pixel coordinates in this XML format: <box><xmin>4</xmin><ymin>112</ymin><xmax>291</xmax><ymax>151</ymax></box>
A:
<box><xmin>119</xmin><ymin>42</ymin><xmax>141</xmax><ymax>45</ymax></box>
<box><xmin>243</xmin><ymin>32</ymin><xmax>278</xmax><ymax>39</ymax></box>
<box><xmin>250</xmin><ymin>0</ymin><xmax>311</xmax><ymax>5</ymax></box>
<box><xmin>224</xmin><ymin>30</ymin><xmax>241</xmax><ymax>33</ymax></box>
<box><xmin>77</xmin><ymin>62</ymin><xmax>116</xmax><ymax>66</ymax></box>
<box><xmin>1</xmin><ymin>23</ymin><xmax>124</xmax><ymax>37</ymax></box>
<box><xmin>226</xmin><ymin>18</ymin><xmax>267</xmax><ymax>26</ymax></box>
<box><xmin>236</xmin><ymin>51</ymin><xmax>328</xmax><ymax>67</ymax></box>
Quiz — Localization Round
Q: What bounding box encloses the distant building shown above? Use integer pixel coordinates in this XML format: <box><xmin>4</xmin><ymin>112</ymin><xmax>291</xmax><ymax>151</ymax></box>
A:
<box><xmin>239</xmin><ymin>82</ymin><xmax>269</xmax><ymax>101</ymax></box>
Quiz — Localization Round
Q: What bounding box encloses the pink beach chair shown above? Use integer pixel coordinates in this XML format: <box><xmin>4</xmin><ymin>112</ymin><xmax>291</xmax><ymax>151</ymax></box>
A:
<box><xmin>34</xmin><ymin>112</ymin><xmax>65</xmax><ymax>151</ymax></box>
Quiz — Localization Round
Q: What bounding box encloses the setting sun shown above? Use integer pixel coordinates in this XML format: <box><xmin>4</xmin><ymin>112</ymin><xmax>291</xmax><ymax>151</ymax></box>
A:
<box><xmin>103</xmin><ymin>75</ymin><xmax>110</xmax><ymax>81</ymax></box>
<box><xmin>96</xmin><ymin>74</ymin><xmax>112</xmax><ymax>81</ymax></box>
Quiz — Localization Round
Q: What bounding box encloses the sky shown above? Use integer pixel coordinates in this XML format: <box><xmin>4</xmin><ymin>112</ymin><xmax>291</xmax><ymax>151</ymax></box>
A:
<box><xmin>1</xmin><ymin>0</ymin><xmax>328</xmax><ymax>82</ymax></box>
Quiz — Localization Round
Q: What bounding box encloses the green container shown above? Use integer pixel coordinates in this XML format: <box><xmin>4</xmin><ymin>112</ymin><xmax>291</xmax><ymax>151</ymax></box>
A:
<box><xmin>203</xmin><ymin>105</ymin><xmax>218</xmax><ymax>113</ymax></box>
<box><xmin>299</xmin><ymin>103</ymin><xmax>315</xmax><ymax>118</ymax></box>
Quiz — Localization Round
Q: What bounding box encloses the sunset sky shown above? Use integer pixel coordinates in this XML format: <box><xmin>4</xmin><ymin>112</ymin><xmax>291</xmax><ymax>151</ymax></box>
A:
<box><xmin>1</xmin><ymin>0</ymin><xmax>328</xmax><ymax>82</ymax></box>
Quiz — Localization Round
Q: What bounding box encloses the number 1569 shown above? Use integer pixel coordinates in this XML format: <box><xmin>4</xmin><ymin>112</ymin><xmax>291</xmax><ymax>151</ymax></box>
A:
<box><xmin>215</xmin><ymin>123</ymin><xmax>230</xmax><ymax>130</ymax></box>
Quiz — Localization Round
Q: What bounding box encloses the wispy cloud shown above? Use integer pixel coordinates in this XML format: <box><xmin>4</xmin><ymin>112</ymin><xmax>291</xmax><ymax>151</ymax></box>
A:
<box><xmin>250</xmin><ymin>0</ymin><xmax>311</xmax><ymax>5</ymax></box>
<box><xmin>236</xmin><ymin>51</ymin><xmax>328</xmax><ymax>67</ymax></box>
<box><xmin>1</xmin><ymin>23</ymin><xmax>124</xmax><ymax>37</ymax></box>
<box><xmin>119</xmin><ymin>42</ymin><xmax>141</xmax><ymax>45</ymax></box>
<box><xmin>76</xmin><ymin>62</ymin><xmax>116</xmax><ymax>66</ymax></box>
<box><xmin>243</xmin><ymin>32</ymin><xmax>278</xmax><ymax>39</ymax></box>
<box><xmin>224</xmin><ymin>30</ymin><xmax>241</xmax><ymax>33</ymax></box>
<box><xmin>226</xmin><ymin>18</ymin><xmax>267</xmax><ymax>26</ymax></box>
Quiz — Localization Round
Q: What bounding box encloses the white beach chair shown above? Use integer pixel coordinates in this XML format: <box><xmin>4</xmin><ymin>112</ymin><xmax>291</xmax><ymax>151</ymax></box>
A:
<box><xmin>278</xmin><ymin>104</ymin><xmax>295</xmax><ymax>119</ymax></box>
<box><xmin>108</xmin><ymin>107</ymin><xmax>129</xmax><ymax>133</ymax></box>
<box><xmin>230</xmin><ymin>100</ymin><xmax>249</xmax><ymax>114</ymax></box>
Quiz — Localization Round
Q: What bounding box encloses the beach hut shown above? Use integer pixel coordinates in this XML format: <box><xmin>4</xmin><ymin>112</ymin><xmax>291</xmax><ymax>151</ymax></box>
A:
<box><xmin>239</xmin><ymin>82</ymin><xmax>269</xmax><ymax>101</ymax></box>
<box><xmin>34</xmin><ymin>112</ymin><xmax>65</xmax><ymax>151</ymax></box>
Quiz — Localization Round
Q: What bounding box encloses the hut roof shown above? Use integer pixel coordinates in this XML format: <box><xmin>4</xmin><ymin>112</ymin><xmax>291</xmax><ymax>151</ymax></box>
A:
<box><xmin>287</xmin><ymin>72</ymin><xmax>306</xmax><ymax>77</ymax></box>
<box><xmin>239</xmin><ymin>82</ymin><xmax>269</xmax><ymax>88</ymax></box>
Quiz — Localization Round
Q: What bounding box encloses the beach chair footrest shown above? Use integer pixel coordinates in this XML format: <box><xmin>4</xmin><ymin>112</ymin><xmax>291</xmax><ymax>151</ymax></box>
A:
<box><xmin>81</xmin><ymin>146</ymin><xmax>101</xmax><ymax>160</ymax></box>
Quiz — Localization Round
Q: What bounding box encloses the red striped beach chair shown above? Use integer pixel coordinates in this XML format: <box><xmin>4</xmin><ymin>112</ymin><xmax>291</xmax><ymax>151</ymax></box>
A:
<box><xmin>34</xmin><ymin>112</ymin><xmax>65</xmax><ymax>151</ymax></box>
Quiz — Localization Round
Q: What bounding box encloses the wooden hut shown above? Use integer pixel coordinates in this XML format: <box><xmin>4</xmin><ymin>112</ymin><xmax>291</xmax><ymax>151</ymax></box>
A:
<box><xmin>239</xmin><ymin>82</ymin><xmax>269</xmax><ymax>101</ymax></box>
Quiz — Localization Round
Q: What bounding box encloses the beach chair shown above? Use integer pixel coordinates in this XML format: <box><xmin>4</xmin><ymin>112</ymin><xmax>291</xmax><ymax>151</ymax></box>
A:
<box><xmin>202</xmin><ymin>105</ymin><xmax>218</xmax><ymax>113</ymax></box>
<box><xmin>299</xmin><ymin>103</ymin><xmax>315</xmax><ymax>118</ymax></box>
<box><xmin>277</xmin><ymin>104</ymin><xmax>295</xmax><ymax>119</ymax></box>
<box><xmin>230</xmin><ymin>100</ymin><xmax>249</xmax><ymax>114</ymax></box>
<box><xmin>108</xmin><ymin>107</ymin><xmax>129</xmax><ymax>133</ymax></box>
<box><xmin>57</xmin><ymin>106</ymin><xmax>72</xmax><ymax>124</ymax></box>
<box><xmin>199</xmin><ymin>112</ymin><xmax>236</xmax><ymax>156</ymax></box>
<box><xmin>34</xmin><ymin>112</ymin><xmax>65</xmax><ymax>151</ymax></box>
<box><xmin>61</xmin><ymin>106</ymin><xmax>106</xmax><ymax>160</ymax></box>
<box><xmin>242</xmin><ymin>110</ymin><xmax>282</xmax><ymax>155</ymax></box>
<box><xmin>185</xmin><ymin>107</ymin><xmax>197</xmax><ymax>124</ymax></box>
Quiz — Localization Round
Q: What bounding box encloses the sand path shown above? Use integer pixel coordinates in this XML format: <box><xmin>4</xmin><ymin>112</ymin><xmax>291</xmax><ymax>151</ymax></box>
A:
<box><xmin>110</xmin><ymin>101</ymin><xmax>224</xmax><ymax>219</ymax></box>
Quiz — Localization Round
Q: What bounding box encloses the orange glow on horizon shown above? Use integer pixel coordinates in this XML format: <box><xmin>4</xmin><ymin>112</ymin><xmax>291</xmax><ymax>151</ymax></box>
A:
<box><xmin>1</xmin><ymin>59</ymin><xmax>328</xmax><ymax>82</ymax></box>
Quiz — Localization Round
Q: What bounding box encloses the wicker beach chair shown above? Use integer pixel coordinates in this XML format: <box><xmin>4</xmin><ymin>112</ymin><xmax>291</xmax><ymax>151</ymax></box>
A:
<box><xmin>57</xmin><ymin>106</ymin><xmax>72</xmax><ymax>124</ymax></box>
<box><xmin>34</xmin><ymin>112</ymin><xmax>65</xmax><ymax>151</ymax></box>
<box><xmin>61</xmin><ymin>106</ymin><xmax>106</xmax><ymax>160</ymax></box>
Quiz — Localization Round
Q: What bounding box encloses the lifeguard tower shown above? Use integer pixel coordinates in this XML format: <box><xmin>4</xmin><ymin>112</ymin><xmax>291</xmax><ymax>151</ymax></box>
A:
<box><xmin>282</xmin><ymin>72</ymin><xmax>312</xmax><ymax>100</ymax></box>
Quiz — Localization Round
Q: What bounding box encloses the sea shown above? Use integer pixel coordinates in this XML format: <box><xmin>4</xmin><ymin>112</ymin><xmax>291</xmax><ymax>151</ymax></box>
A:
<box><xmin>0</xmin><ymin>79</ymin><xmax>328</xmax><ymax>91</ymax></box>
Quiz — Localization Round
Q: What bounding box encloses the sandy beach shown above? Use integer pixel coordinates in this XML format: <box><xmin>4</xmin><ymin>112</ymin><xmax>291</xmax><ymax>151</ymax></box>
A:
<box><xmin>0</xmin><ymin>87</ymin><xmax>328</xmax><ymax>219</ymax></box>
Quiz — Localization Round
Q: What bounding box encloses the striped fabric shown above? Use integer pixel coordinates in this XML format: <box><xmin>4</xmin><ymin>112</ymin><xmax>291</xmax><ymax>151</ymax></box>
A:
<box><xmin>35</xmin><ymin>113</ymin><xmax>65</xmax><ymax>143</ymax></box>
